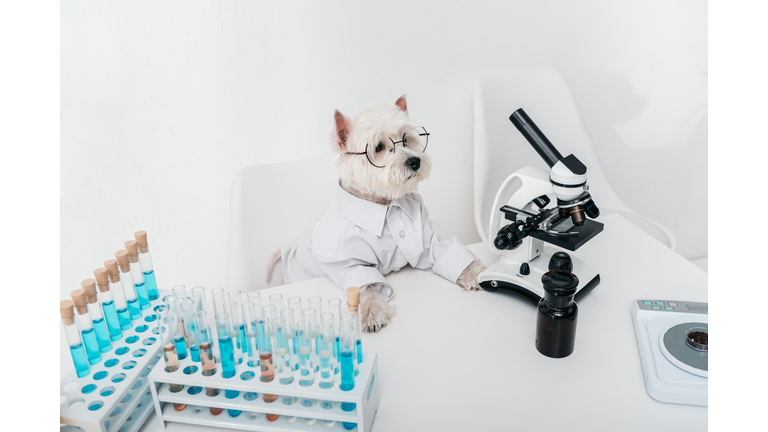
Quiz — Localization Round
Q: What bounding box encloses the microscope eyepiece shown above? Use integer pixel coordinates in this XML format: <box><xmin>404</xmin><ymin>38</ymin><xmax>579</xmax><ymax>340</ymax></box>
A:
<box><xmin>509</xmin><ymin>108</ymin><xmax>563</xmax><ymax>168</ymax></box>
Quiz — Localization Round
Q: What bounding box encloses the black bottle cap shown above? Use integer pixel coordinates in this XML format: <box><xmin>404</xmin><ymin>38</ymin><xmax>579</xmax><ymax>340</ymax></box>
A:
<box><xmin>520</xmin><ymin>262</ymin><xmax>530</xmax><ymax>275</ymax></box>
<box><xmin>541</xmin><ymin>270</ymin><xmax>579</xmax><ymax>297</ymax></box>
<box><xmin>548</xmin><ymin>251</ymin><xmax>573</xmax><ymax>272</ymax></box>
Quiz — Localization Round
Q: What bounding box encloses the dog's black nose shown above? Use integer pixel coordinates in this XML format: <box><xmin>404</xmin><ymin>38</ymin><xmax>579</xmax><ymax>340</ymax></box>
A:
<box><xmin>406</xmin><ymin>157</ymin><xmax>421</xmax><ymax>171</ymax></box>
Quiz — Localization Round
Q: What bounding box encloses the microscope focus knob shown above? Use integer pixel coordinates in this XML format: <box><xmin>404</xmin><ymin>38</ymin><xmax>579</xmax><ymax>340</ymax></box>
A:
<box><xmin>520</xmin><ymin>262</ymin><xmax>530</xmax><ymax>276</ymax></box>
<box><xmin>548</xmin><ymin>252</ymin><xmax>573</xmax><ymax>272</ymax></box>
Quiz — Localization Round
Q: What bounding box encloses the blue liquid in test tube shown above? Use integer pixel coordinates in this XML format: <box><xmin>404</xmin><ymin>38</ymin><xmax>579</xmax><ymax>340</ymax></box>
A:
<box><xmin>144</xmin><ymin>270</ymin><xmax>158</xmax><ymax>301</ymax></box>
<box><xmin>81</xmin><ymin>328</ymin><xmax>102</xmax><ymax>365</ymax></box>
<box><xmin>135</xmin><ymin>279</ymin><xmax>150</xmax><ymax>309</ymax></box>
<box><xmin>102</xmin><ymin>300</ymin><xmax>122</xmax><ymax>341</ymax></box>
<box><xmin>174</xmin><ymin>336</ymin><xmax>188</xmax><ymax>360</ymax></box>
<box><xmin>117</xmin><ymin>307</ymin><xmax>132</xmax><ymax>330</ymax></box>
<box><xmin>127</xmin><ymin>299</ymin><xmax>141</xmax><ymax>320</ymax></box>
<box><xmin>71</xmin><ymin>343</ymin><xmax>90</xmax><ymax>378</ymax></box>
<box><xmin>92</xmin><ymin>317</ymin><xmax>112</xmax><ymax>353</ymax></box>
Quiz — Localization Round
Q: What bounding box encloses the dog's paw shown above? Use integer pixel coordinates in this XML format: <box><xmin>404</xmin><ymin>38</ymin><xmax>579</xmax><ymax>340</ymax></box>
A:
<box><xmin>360</xmin><ymin>283</ymin><xmax>396</xmax><ymax>332</ymax></box>
<box><xmin>457</xmin><ymin>259</ymin><xmax>486</xmax><ymax>292</ymax></box>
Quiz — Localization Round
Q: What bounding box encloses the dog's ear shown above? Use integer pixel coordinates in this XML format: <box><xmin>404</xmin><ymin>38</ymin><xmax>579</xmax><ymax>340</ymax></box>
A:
<box><xmin>333</xmin><ymin>109</ymin><xmax>351</xmax><ymax>152</ymax></box>
<box><xmin>395</xmin><ymin>94</ymin><xmax>407</xmax><ymax>113</ymax></box>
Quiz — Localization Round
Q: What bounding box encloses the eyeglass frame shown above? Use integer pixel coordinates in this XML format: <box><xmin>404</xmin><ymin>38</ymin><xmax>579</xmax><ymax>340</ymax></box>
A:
<box><xmin>343</xmin><ymin>126</ymin><xmax>430</xmax><ymax>168</ymax></box>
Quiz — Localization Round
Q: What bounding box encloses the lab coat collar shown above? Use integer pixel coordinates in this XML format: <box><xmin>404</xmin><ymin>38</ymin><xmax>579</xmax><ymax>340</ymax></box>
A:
<box><xmin>336</xmin><ymin>183</ymin><xmax>416</xmax><ymax>237</ymax></box>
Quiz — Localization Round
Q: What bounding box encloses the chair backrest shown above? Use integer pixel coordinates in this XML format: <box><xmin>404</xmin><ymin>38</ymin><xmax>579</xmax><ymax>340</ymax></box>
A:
<box><xmin>226</xmin><ymin>153</ymin><xmax>339</xmax><ymax>292</ymax></box>
<box><xmin>473</xmin><ymin>68</ymin><xmax>634</xmax><ymax>242</ymax></box>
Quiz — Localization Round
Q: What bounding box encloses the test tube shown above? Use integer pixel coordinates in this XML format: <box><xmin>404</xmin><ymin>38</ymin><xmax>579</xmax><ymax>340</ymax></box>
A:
<box><xmin>279</xmin><ymin>308</ymin><xmax>300</xmax><ymax>371</ymax></box>
<box><xmin>303</xmin><ymin>307</ymin><xmax>320</xmax><ymax>371</ymax></box>
<box><xmin>190</xmin><ymin>286</ymin><xmax>205</xmax><ymax>313</ymax></box>
<box><xmin>172</xmin><ymin>285</ymin><xmax>190</xmax><ymax>348</ymax></box>
<box><xmin>211</xmin><ymin>288</ymin><xmax>226</xmax><ymax>317</ymax></box>
<box><xmin>80</xmin><ymin>279</ymin><xmax>112</xmax><ymax>353</ymax></box>
<box><xmin>347</xmin><ymin>287</ymin><xmax>364</xmax><ymax>369</ymax></box>
<box><xmin>70</xmin><ymin>289</ymin><xmax>102</xmax><ymax>365</ymax></box>
<box><xmin>296</xmin><ymin>320</ymin><xmax>316</xmax><ymax>388</ymax></box>
<box><xmin>269</xmin><ymin>293</ymin><xmax>284</xmax><ymax>313</ymax></box>
<box><xmin>228</xmin><ymin>290</ymin><xmax>249</xmax><ymax>360</ymax></box>
<box><xmin>256</xmin><ymin>315</ymin><xmax>279</xmax><ymax>421</ymax></box>
<box><xmin>215</xmin><ymin>313</ymin><xmax>237</xmax><ymax>378</ymax></box>
<box><xmin>341</xmin><ymin>314</ymin><xmax>359</xmax><ymax>377</ymax></box>
<box><xmin>114</xmin><ymin>250</ymin><xmax>142</xmax><ymax>319</ymax></box>
<box><xmin>167</xmin><ymin>307</ymin><xmax>188</xmax><ymax>361</ymax></box>
<box><xmin>340</xmin><ymin>323</ymin><xmax>357</xmax><ymax>430</ymax></box>
<box><xmin>328</xmin><ymin>298</ymin><xmax>343</xmax><ymax>374</ymax></box>
<box><xmin>318</xmin><ymin>321</ymin><xmax>335</xmax><ymax>389</ymax></box>
<box><xmin>159</xmin><ymin>305</ymin><xmax>186</xmax><ymax>411</ymax></box>
<box><xmin>223</xmin><ymin>301</ymin><xmax>244</xmax><ymax>365</ymax></box>
<box><xmin>241</xmin><ymin>302</ymin><xmax>260</xmax><ymax>368</ymax></box>
<box><xmin>124</xmin><ymin>240</ymin><xmax>150</xmax><ymax>310</ymax></box>
<box><xmin>247</xmin><ymin>291</ymin><xmax>263</xmax><ymax>314</ymax></box>
<box><xmin>102</xmin><ymin>261</ymin><xmax>132</xmax><ymax>330</ymax></box>
<box><xmin>181</xmin><ymin>300</ymin><xmax>200</xmax><ymax>362</ymax></box>
<box><xmin>93</xmin><ymin>268</ymin><xmax>122</xmax><ymax>341</ymax></box>
<box><xmin>271</xmin><ymin>318</ymin><xmax>295</xmax><ymax>385</ymax></box>
<box><xmin>194</xmin><ymin>311</ymin><xmax>222</xmax><ymax>415</ymax></box>
<box><xmin>134</xmin><ymin>231</ymin><xmax>159</xmax><ymax>301</ymax></box>
<box><xmin>61</xmin><ymin>300</ymin><xmax>90</xmax><ymax>378</ymax></box>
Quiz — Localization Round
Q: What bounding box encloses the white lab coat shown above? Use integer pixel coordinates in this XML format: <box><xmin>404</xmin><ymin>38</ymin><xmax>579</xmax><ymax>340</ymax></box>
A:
<box><xmin>281</xmin><ymin>183</ymin><xmax>477</xmax><ymax>298</ymax></box>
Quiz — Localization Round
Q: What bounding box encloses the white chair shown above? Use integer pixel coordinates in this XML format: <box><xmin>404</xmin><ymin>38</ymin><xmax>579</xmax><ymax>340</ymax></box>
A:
<box><xmin>226</xmin><ymin>154</ymin><xmax>339</xmax><ymax>292</ymax></box>
<box><xmin>474</xmin><ymin>68</ymin><xmax>677</xmax><ymax>251</ymax></box>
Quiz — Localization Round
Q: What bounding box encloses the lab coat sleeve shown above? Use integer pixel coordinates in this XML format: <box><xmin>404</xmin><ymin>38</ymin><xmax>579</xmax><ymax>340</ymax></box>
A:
<box><xmin>413</xmin><ymin>194</ymin><xmax>477</xmax><ymax>283</ymax></box>
<box><xmin>313</xmin><ymin>234</ymin><xmax>390</xmax><ymax>294</ymax></box>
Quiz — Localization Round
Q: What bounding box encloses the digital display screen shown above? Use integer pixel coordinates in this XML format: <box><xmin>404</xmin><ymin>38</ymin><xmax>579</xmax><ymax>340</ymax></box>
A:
<box><xmin>686</xmin><ymin>304</ymin><xmax>708</xmax><ymax>313</ymax></box>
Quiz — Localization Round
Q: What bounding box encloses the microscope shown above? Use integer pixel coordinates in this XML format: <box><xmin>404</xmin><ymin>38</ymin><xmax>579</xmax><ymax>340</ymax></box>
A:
<box><xmin>478</xmin><ymin>108</ymin><xmax>603</xmax><ymax>305</ymax></box>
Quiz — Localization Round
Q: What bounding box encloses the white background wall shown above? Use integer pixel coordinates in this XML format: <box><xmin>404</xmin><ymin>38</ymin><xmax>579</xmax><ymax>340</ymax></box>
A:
<box><xmin>61</xmin><ymin>0</ymin><xmax>707</xmax><ymax>304</ymax></box>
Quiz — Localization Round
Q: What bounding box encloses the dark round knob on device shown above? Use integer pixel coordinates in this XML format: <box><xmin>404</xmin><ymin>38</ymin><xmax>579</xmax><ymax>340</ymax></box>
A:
<box><xmin>520</xmin><ymin>262</ymin><xmax>530</xmax><ymax>275</ymax></box>
<box><xmin>494</xmin><ymin>234</ymin><xmax>511</xmax><ymax>250</ymax></box>
<box><xmin>533</xmin><ymin>195</ymin><xmax>551</xmax><ymax>209</ymax></box>
<box><xmin>549</xmin><ymin>252</ymin><xmax>573</xmax><ymax>272</ymax></box>
<box><xmin>584</xmin><ymin>199</ymin><xmax>600</xmax><ymax>219</ymax></box>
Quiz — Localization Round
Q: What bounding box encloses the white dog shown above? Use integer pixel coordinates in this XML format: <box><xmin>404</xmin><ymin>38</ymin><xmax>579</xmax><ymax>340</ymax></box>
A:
<box><xmin>268</xmin><ymin>95</ymin><xmax>485</xmax><ymax>332</ymax></box>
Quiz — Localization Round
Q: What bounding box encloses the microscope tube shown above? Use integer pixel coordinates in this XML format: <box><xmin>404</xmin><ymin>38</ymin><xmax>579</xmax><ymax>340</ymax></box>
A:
<box><xmin>114</xmin><ymin>251</ymin><xmax>141</xmax><ymax>320</ymax></box>
<box><xmin>93</xmin><ymin>268</ymin><xmax>122</xmax><ymax>341</ymax></box>
<box><xmin>296</xmin><ymin>320</ymin><xmax>316</xmax><ymax>388</ymax></box>
<box><xmin>211</xmin><ymin>288</ymin><xmax>226</xmax><ymax>317</ymax></box>
<box><xmin>271</xmin><ymin>318</ymin><xmax>296</xmax><ymax>385</ymax></box>
<box><xmin>81</xmin><ymin>278</ymin><xmax>112</xmax><ymax>352</ymax></box>
<box><xmin>194</xmin><ymin>311</ymin><xmax>222</xmax><ymax>415</ymax></box>
<box><xmin>61</xmin><ymin>300</ymin><xmax>90</xmax><ymax>378</ymax></box>
<box><xmin>181</xmin><ymin>300</ymin><xmax>200</xmax><ymax>362</ymax></box>
<box><xmin>159</xmin><ymin>306</ymin><xmax>186</xmax><ymax>411</ymax></box>
<box><xmin>339</xmin><ymin>323</ymin><xmax>357</xmax><ymax>430</ymax></box>
<box><xmin>241</xmin><ymin>302</ymin><xmax>260</xmax><ymax>368</ymax></box>
<box><xmin>70</xmin><ymin>289</ymin><xmax>102</xmax><ymax>365</ymax></box>
<box><xmin>328</xmin><ymin>298</ymin><xmax>343</xmax><ymax>374</ymax></box>
<box><xmin>223</xmin><ymin>301</ymin><xmax>244</xmax><ymax>365</ymax></box>
<box><xmin>102</xmin><ymin>261</ymin><xmax>132</xmax><ymax>330</ymax></box>
<box><xmin>134</xmin><ymin>231</ymin><xmax>159</xmax><ymax>301</ymax></box>
<box><xmin>256</xmin><ymin>315</ymin><xmax>279</xmax><ymax>421</ymax></box>
<box><xmin>124</xmin><ymin>240</ymin><xmax>151</xmax><ymax>310</ymax></box>
<box><xmin>279</xmin><ymin>308</ymin><xmax>300</xmax><ymax>371</ymax></box>
<box><xmin>318</xmin><ymin>322</ymin><xmax>335</xmax><ymax>389</ymax></box>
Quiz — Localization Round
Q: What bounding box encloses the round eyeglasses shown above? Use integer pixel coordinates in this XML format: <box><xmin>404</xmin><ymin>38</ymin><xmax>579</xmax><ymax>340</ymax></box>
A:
<box><xmin>344</xmin><ymin>126</ymin><xmax>429</xmax><ymax>168</ymax></box>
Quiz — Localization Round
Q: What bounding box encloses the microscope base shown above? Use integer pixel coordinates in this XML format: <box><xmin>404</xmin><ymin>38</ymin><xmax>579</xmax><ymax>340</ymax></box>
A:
<box><xmin>479</xmin><ymin>251</ymin><xmax>601</xmax><ymax>306</ymax></box>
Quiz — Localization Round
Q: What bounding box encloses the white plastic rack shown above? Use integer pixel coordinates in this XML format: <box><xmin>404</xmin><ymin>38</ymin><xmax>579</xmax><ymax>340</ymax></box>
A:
<box><xmin>148</xmin><ymin>348</ymin><xmax>380</xmax><ymax>432</ymax></box>
<box><xmin>60</xmin><ymin>298</ymin><xmax>164</xmax><ymax>432</ymax></box>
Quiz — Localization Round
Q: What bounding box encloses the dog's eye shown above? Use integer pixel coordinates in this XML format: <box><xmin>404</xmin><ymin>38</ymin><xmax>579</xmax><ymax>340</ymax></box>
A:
<box><xmin>375</xmin><ymin>143</ymin><xmax>384</xmax><ymax>153</ymax></box>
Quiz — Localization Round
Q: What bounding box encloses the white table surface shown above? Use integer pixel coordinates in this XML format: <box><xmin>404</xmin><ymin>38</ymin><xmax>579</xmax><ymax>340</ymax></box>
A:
<box><xmin>124</xmin><ymin>213</ymin><xmax>707</xmax><ymax>431</ymax></box>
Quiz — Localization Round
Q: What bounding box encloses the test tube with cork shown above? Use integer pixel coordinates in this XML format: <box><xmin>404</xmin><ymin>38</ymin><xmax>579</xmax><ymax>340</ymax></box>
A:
<box><xmin>104</xmin><ymin>260</ymin><xmax>132</xmax><ymax>330</ymax></box>
<box><xmin>61</xmin><ymin>300</ymin><xmax>90</xmax><ymax>378</ymax></box>
<box><xmin>114</xmin><ymin>250</ymin><xmax>141</xmax><ymax>319</ymax></box>
<box><xmin>70</xmin><ymin>289</ymin><xmax>102</xmax><ymax>365</ymax></box>
<box><xmin>93</xmin><ymin>268</ymin><xmax>122</xmax><ymax>341</ymax></box>
<box><xmin>134</xmin><ymin>231</ymin><xmax>159</xmax><ymax>301</ymax></box>
<box><xmin>80</xmin><ymin>278</ymin><xmax>112</xmax><ymax>353</ymax></box>
<box><xmin>124</xmin><ymin>240</ymin><xmax>151</xmax><ymax>310</ymax></box>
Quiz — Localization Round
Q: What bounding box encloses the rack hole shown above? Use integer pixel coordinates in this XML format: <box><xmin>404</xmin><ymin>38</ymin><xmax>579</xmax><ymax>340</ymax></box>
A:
<box><xmin>68</xmin><ymin>398</ymin><xmax>85</xmax><ymax>408</ymax></box>
<box><xmin>183</xmin><ymin>365</ymin><xmax>198</xmax><ymax>375</ymax></box>
<box><xmin>145</xmin><ymin>314</ymin><xmax>157</xmax><ymax>322</ymax></box>
<box><xmin>243</xmin><ymin>392</ymin><xmax>258</xmax><ymax>401</ymax></box>
<box><xmin>249</xmin><ymin>413</ymin><xmax>260</xmax><ymax>420</ymax></box>
<box><xmin>142</xmin><ymin>337</ymin><xmax>157</xmax><ymax>346</ymax></box>
<box><xmin>63</xmin><ymin>381</ymin><xmax>79</xmax><ymax>392</ymax></box>
<box><xmin>81</xmin><ymin>384</ymin><xmax>97</xmax><ymax>394</ymax></box>
<box><xmin>121</xmin><ymin>393</ymin><xmax>132</xmax><ymax>403</ymax></box>
<box><xmin>115</xmin><ymin>347</ymin><xmax>129</xmax><ymax>356</ymax></box>
<box><xmin>132</xmin><ymin>349</ymin><xmax>148</xmax><ymax>358</ymax></box>
<box><xmin>100</xmin><ymin>386</ymin><xmax>116</xmax><ymax>397</ymax></box>
<box><xmin>87</xmin><ymin>400</ymin><xmax>103</xmax><ymax>411</ymax></box>
<box><xmin>137</xmin><ymin>403</ymin><xmax>142</xmax><ymax>408</ymax></box>
<box><xmin>125</xmin><ymin>335</ymin><xmax>139</xmax><ymax>344</ymax></box>
<box><xmin>104</xmin><ymin>358</ymin><xmax>119</xmax><ymax>368</ymax></box>
<box><xmin>194</xmin><ymin>408</ymin><xmax>202</xmax><ymax>414</ymax></box>
<box><xmin>132</xmin><ymin>379</ymin><xmax>143</xmax><ymax>390</ymax></box>
<box><xmin>153</xmin><ymin>305</ymin><xmax>162</xmax><ymax>312</ymax></box>
<box><xmin>152</xmin><ymin>326</ymin><xmax>162</xmax><ymax>335</ymax></box>
<box><xmin>141</xmin><ymin>367</ymin><xmax>151</xmax><ymax>377</ymax></box>
<box><xmin>111</xmin><ymin>373</ymin><xmax>126</xmax><ymax>383</ymax></box>
<box><xmin>135</xmin><ymin>325</ymin><xmax>149</xmax><ymax>333</ymax></box>
<box><xmin>110</xmin><ymin>406</ymin><xmax>121</xmax><ymax>417</ymax></box>
<box><xmin>127</xmin><ymin>416</ymin><xmax>133</xmax><ymax>421</ymax></box>
<box><xmin>122</xmin><ymin>361</ymin><xmax>137</xmax><ymax>370</ymax></box>
<box><xmin>93</xmin><ymin>371</ymin><xmax>108</xmax><ymax>381</ymax></box>
<box><xmin>187</xmin><ymin>386</ymin><xmax>203</xmax><ymax>395</ymax></box>
<box><xmin>104</xmin><ymin>421</ymin><xmax>110</xmax><ymax>429</ymax></box>
<box><xmin>240</xmin><ymin>371</ymin><xmax>255</xmax><ymax>381</ymax></box>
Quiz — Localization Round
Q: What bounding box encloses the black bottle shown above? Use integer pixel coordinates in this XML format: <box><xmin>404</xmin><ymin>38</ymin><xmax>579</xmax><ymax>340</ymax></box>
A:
<box><xmin>536</xmin><ymin>270</ymin><xmax>579</xmax><ymax>358</ymax></box>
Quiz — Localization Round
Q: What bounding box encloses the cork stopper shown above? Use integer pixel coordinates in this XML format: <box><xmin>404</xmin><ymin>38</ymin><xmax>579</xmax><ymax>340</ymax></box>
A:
<box><xmin>347</xmin><ymin>287</ymin><xmax>361</xmax><ymax>313</ymax></box>
<box><xmin>124</xmin><ymin>240</ymin><xmax>140</xmax><ymax>263</ymax></box>
<box><xmin>115</xmin><ymin>250</ymin><xmax>131</xmax><ymax>272</ymax></box>
<box><xmin>93</xmin><ymin>268</ymin><xmax>110</xmax><ymax>292</ymax></box>
<box><xmin>81</xmin><ymin>278</ymin><xmax>97</xmax><ymax>297</ymax></box>
<box><xmin>134</xmin><ymin>231</ymin><xmax>149</xmax><ymax>253</ymax></box>
<box><xmin>71</xmin><ymin>289</ymin><xmax>88</xmax><ymax>314</ymax></box>
<box><xmin>104</xmin><ymin>259</ymin><xmax>121</xmax><ymax>283</ymax></box>
<box><xmin>60</xmin><ymin>300</ymin><xmax>75</xmax><ymax>323</ymax></box>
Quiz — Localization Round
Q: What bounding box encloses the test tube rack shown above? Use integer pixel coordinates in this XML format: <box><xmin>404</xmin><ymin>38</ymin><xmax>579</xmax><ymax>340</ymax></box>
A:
<box><xmin>148</xmin><ymin>348</ymin><xmax>380</xmax><ymax>432</ymax></box>
<box><xmin>60</xmin><ymin>298</ymin><xmax>164</xmax><ymax>432</ymax></box>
